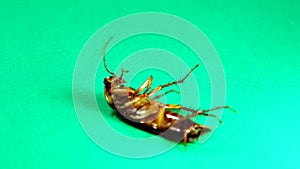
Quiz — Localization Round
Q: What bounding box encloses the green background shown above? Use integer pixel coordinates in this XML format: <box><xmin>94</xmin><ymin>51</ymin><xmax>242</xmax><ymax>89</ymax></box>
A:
<box><xmin>1</xmin><ymin>0</ymin><xmax>299</xmax><ymax>168</ymax></box>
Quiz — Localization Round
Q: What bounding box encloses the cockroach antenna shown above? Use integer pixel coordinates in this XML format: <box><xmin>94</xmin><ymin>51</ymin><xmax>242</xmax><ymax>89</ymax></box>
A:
<box><xmin>103</xmin><ymin>36</ymin><xmax>115</xmax><ymax>75</ymax></box>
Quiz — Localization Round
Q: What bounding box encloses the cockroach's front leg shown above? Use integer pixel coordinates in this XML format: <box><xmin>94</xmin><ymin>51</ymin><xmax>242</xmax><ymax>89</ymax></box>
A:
<box><xmin>136</xmin><ymin>76</ymin><xmax>153</xmax><ymax>94</ymax></box>
<box><xmin>148</xmin><ymin>64</ymin><xmax>199</xmax><ymax>97</ymax></box>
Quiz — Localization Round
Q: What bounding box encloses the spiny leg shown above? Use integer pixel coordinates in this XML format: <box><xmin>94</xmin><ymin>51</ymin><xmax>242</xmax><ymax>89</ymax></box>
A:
<box><xmin>164</xmin><ymin>104</ymin><xmax>235</xmax><ymax>124</ymax></box>
<box><xmin>180</xmin><ymin>106</ymin><xmax>224</xmax><ymax>124</ymax></box>
<box><xmin>151</xmin><ymin>90</ymin><xmax>180</xmax><ymax>100</ymax></box>
<box><xmin>136</xmin><ymin>76</ymin><xmax>153</xmax><ymax>94</ymax></box>
<box><xmin>148</xmin><ymin>64</ymin><xmax>199</xmax><ymax>97</ymax></box>
<box><xmin>160</xmin><ymin>64</ymin><xmax>199</xmax><ymax>88</ymax></box>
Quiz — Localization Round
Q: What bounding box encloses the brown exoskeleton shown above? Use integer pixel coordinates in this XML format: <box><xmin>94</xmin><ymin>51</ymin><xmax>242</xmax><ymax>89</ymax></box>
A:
<box><xmin>103</xmin><ymin>38</ymin><xmax>235</xmax><ymax>145</ymax></box>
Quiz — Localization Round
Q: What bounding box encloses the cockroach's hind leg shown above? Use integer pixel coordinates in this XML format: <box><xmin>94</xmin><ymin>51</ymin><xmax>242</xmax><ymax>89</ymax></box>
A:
<box><xmin>164</xmin><ymin>104</ymin><xmax>226</xmax><ymax>124</ymax></box>
<box><xmin>173</xmin><ymin>106</ymin><xmax>230</xmax><ymax>125</ymax></box>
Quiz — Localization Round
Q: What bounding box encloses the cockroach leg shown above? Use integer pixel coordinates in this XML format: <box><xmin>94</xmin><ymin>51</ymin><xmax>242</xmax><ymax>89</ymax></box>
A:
<box><xmin>181</xmin><ymin>107</ymin><xmax>223</xmax><ymax>123</ymax></box>
<box><xmin>161</xmin><ymin>64</ymin><xmax>199</xmax><ymax>88</ymax></box>
<box><xmin>174</xmin><ymin>106</ymin><xmax>236</xmax><ymax>125</ymax></box>
<box><xmin>151</xmin><ymin>90</ymin><xmax>180</xmax><ymax>100</ymax></box>
<box><xmin>148</xmin><ymin>64</ymin><xmax>199</xmax><ymax>97</ymax></box>
<box><xmin>164</xmin><ymin>104</ymin><xmax>225</xmax><ymax>123</ymax></box>
<box><xmin>136</xmin><ymin>76</ymin><xmax>153</xmax><ymax>94</ymax></box>
<box><xmin>146</xmin><ymin>86</ymin><xmax>162</xmax><ymax>97</ymax></box>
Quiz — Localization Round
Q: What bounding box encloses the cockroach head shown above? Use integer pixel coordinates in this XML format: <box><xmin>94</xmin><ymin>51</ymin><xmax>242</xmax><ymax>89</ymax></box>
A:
<box><xmin>104</xmin><ymin>75</ymin><xmax>126</xmax><ymax>87</ymax></box>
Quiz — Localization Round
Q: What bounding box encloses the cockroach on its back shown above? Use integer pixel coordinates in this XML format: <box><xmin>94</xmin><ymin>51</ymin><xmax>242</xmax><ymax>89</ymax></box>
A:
<box><xmin>102</xmin><ymin>37</ymin><xmax>235</xmax><ymax>145</ymax></box>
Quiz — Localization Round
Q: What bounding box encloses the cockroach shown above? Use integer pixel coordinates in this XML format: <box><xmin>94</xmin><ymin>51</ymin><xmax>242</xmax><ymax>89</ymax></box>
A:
<box><xmin>102</xmin><ymin>37</ymin><xmax>235</xmax><ymax>145</ymax></box>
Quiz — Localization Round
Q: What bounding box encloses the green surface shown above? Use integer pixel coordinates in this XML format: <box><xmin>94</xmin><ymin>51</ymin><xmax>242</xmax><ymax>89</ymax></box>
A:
<box><xmin>1</xmin><ymin>0</ymin><xmax>299</xmax><ymax>168</ymax></box>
